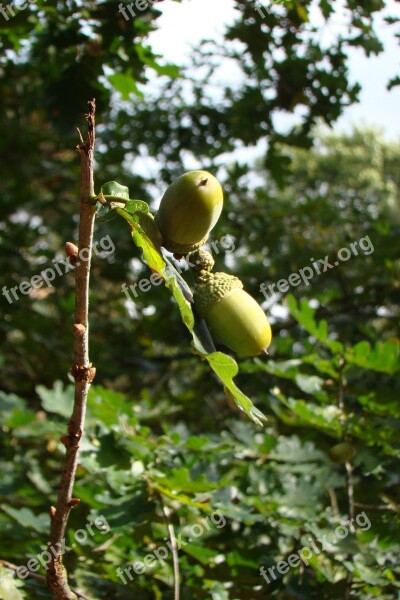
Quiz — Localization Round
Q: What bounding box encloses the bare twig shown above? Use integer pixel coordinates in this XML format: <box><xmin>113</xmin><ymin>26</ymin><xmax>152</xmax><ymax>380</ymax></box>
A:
<box><xmin>337</xmin><ymin>364</ymin><xmax>355</xmax><ymax>521</ymax></box>
<box><xmin>353</xmin><ymin>502</ymin><xmax>393</xmax><ymax>511</ymax></box>
<box><xmin>160</xmin><ymin>501</ymin><xmax>180</xmax><ymax>600</ymax></box>
<box><xmin>0</xmin><ymin>560</ymin><xmax>91</xmax><ymax>600</ymax></box>
<box><xmin>345</xmin><ymin>461</ymin><xmax>355</xmax><ymax>521</ymax></box>
<box><xmin>337</xmin><ymin>358</ymin><xmax>346</xmax><ymax>433</ymax></box>
<box><xmin>328</xmin><ymin>486</ymin><xmax>340</xmax><ymax>520</ymax></box>
<box><xmin>337</xmin><ymin>359</ymin><xmax>355</xmax><ymax>600</ymax></box>
<box><xmin>46</xmin><ymin>100</ymin><xmax>97</xmax><ymax>600</ymax></box>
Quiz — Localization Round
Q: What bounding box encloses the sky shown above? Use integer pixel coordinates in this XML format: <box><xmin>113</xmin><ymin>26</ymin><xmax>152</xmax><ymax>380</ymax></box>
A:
<box><xmin>148</xmin><ymin>0</ymin><xmax>400</xmax><ymax>139</ymax></box>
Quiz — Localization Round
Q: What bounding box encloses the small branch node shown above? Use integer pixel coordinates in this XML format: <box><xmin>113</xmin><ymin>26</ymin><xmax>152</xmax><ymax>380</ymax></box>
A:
<box><xmin>96</xmin><ymin>192</ymin><xmax>106</xmax><ymax>205</ymax></box>
<box><xmin>71</xmin><ymin>363</ymin><xmax>95</xmax><ymax>382</ymax></box>
<box><xmin>65</xmin><ymin>242</ymin><xmax>79</xmax><ymax>259</ymax></box>
<box><xmin>60</xmin><ymin>436</ymin><xmax>72</xmax><ymax>448</ymax></box>
<box><xmin>73</xmin><ymin>324</ymin><xmax>86</xmax><ymax>337</ymax></box>
<box><xmin>88</xmin><ymin>367</ymin><xmax>96</xmax><ymax>382</ymax></box>
<box><xmin>68</xmin><ymin>498</ymin><xmax>81</xmax><ymax>508</ymax></box>
<box><xmin>67</xmin><ymin>423</ymin><xmax>83</xmax><ymax>440</ymax></box>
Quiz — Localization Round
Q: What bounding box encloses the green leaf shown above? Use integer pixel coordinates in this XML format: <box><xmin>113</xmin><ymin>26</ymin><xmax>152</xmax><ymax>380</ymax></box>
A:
<box><xmin>244</xmin><ymin>359</ymin><xmax>327</xmax><ymax>397</ymax></box>
<box><xmin>27</xmin><ymin>459</ymin><xmax>53</xmax><ymax>494</ymax></box>
<box><xmin>302</xmin><ymin>354</ymin><xmax>339</xmax><ymax>379</ymax></box>
<box><xmin>117</xmin><ymin>207</ymin><xmax>164</xmax><ymax>268</ymax></box>
<box><xmin>36</xmin><ymin>381</ymin><xmax>74</xmax><ymax>418</ymax></box>
<box><xmin>146</xmin><ymin>483</ymin><xmax>212</xmax><ymax>510</ymax></box>
<box><xmin>150</xmin><ymin>467</ymin><xmax>222</xmax><ymax>493</ymax></box>
<box><xmin>270</xmin><ymin>435</ymin><xmax>325</xmax><ymax>463</ymax></box>
<box><xmin>225</xmin><ymin>549</ymin><xmax>260</xmax><ymax>568</ymax></box>
<box><xmin>206</xmin><ymin>353</ymin><xmax>267</xmax><ymax>426</ymax></box>
<box><xmin>295</xmin><ymin>373</ymin><xmax>325</xmax><ymax>395</ymax></box>
<box><xmin>287</xmin><ymin>295</ymin><xmax>343</xmax><ymax>353</ymax></box>
<box><xmin>107</xmin><ymin>73</ymin><xmax>144</xmax><ymax>100</ymax></box>
<box><xmin>0</xmin><ymin>506</ymin><xmax>48</xmax><ymax>534</ymax></box>
<box><xmin>345</xmin><ymin>339</ymin><xmax>400</xmax><ymax>373</ymax></box>
<box><xmin>211</xmin><ymin>503</ymin><xmax>264</xmax><ymax>524</ymax></box>
<box><xmin>87</xmin><ymin>385</ymin><xmax>133</xmax><ymax>426</ymax></box>
<box><xmin>243</xmin><ymin>358</ymin><xmax>302</xmax><ymax>378</ymax></box>
<box><xmin>388</xmin><ymin>75</ymin><xmax>400</xmax><ymax>91</ymax></box>
<box><xmin>182</xmin><ymin>543</ymin><xmax>220</xmax><ymax>565</ymax></box>
<box><xmin>272</xmin><ymin>390</ymin><xmax>341</xmax><ymax>433</ymax></box>
<box><xmin>204</xmin><ymin>582</ymin><xmax>230</xmax><ymax>600</ymax></box>
<box><xmin>184</xmin><ymin>435</ymin><xmax>213</xmax><ymax>451</ymax></box>
<box><xmin>0</xmin><ymin>392</ymin><xmax>36</xmax><ymax>429</ymax></box>
<box><xmin>124</xmin><ymin>199</ymin><xmax>149</xmax><ymax>214</ymax></box>
<box><xmin>295</xmin><ymin>1</ymin><xmax>309</xmax><ymax>22</ymax></box>
<box><xmin>354</xmin><ymin>560</ymin><xmax>390</xmax><ymax>585</ymax></box>
<box><xmin>134</xmin><ymin>44</ymin><xmax>181</xmax><ymax>79</ymax></box>
<box><xmin>100</xmin><ymin>181</ymin><xmax>130</xmax><ymax>201</ymax></box>
<box><xmin>0</xmin><ymin>392</ymin><xmax>26</xmax><ymax>413</ymax></box>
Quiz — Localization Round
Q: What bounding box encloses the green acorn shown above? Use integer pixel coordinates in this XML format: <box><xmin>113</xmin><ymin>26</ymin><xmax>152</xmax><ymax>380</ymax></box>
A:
<box><xmin>194</xmin><ymin>270</ymin><xmax>272</xmax><ymax>357</ymax></box>
<box><xmin>329</xmin><ymin>442</ymin><xmax>355</xmax><ymax>464</ymax></box>
<box><xmin>156</xmin><ymin>171</ymin><xmax>223</xmax><ymax>254</ymax></box>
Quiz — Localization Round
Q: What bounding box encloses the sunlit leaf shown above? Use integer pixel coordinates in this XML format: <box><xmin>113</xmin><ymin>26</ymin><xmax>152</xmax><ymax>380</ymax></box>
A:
<box><xmin>36</xmin><ymin>381</ymin><xmax>74</xmax><ymax>418</ymax></box>
<box><xmin>107</xmin><ymin>73</ymin><xmax>144</xmax><ymax>100</ymax></box>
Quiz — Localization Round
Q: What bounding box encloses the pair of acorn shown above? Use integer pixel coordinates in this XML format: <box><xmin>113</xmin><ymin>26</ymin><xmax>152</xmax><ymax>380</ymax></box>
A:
<box><xmin>156</xmin><ymin>170</ymin><xmax>272</xmax><ymax>357</ymax></box>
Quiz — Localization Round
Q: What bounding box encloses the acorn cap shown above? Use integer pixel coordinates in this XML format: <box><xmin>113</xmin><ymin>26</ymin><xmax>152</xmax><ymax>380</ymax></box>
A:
<box><xmin>194</xmin><ymin>272</ymin><xmax>272</xmax><ymax>357</ymax></box>
<box><xmin>157</xmin><ymin>170</ymin><xmax>223</xmax><ymax>253</ymax></box>
<box><xmin>194</xmin><ymin>271</ymin><xmax>243</xmax><ymax>318</ymax></box>
<box><xmin>154</xmin><ymin>230</ymin><xmax>209</xmax><ymax>256</ymax></box>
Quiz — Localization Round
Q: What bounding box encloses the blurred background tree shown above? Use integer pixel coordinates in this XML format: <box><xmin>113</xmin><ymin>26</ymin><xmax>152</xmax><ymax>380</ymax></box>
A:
<box><xmin>1</xmin><ymin>1</ymin><xmax>399</xmax><ymax>598</ymax></box>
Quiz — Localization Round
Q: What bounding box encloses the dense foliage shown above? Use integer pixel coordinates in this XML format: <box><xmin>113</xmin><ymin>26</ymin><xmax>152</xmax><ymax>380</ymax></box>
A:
<box><xmin>1</xmin><ymin>1</ymin><xmax>399</xmax><ymax>599</ymax></box>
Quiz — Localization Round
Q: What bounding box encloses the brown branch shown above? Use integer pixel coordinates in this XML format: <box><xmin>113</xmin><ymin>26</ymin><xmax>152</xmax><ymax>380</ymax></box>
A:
<box><xmin>46</xmin><ymin>100</ymin><xmax>97</xmax><ymax>600</ymax></box>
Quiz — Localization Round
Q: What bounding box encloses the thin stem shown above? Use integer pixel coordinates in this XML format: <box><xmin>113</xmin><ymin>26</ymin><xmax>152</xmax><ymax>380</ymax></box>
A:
<box><xmin>353</xmin><ymin>502</ymin><xmax>392</xmax><ymax>511</ymax></box>
<box><xmin>161</xmin><ymin>502</ymin><xmax>180</xmax><ymax>600</ymax></box>
<box><xmin>328</xmin><ymin>486</ymin><xmax>340</xmax><ymax>520</ymax></box>
<box><xmin>337</xmin><ymin>360</ymin><xmax>354</xmax><ymax>600</ymax></box>
<box><xmin>337</xmin><ymin>363</ymin><xmax>355</xmax><ymax>521</ymax></box>
<box><xmin>337</xmin><ymin>358</ymin><xmax>346</xmax><ymax>433</ymax></box>
<box><xmin>345</xmin><ymin>461</ymin><xmax>355</xmax><ymax>521</ymax></box>
<box><xmin>46</xmin><ymin>100</ymin><xmax>97</xmax><ymax>600</ymax></box>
